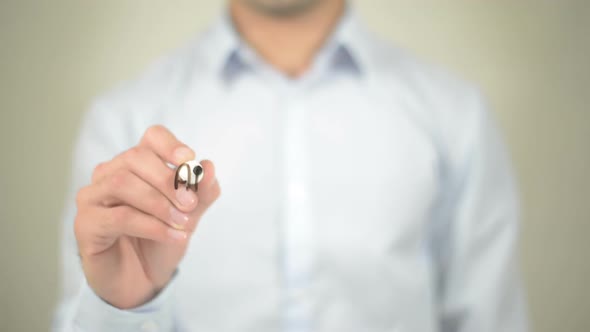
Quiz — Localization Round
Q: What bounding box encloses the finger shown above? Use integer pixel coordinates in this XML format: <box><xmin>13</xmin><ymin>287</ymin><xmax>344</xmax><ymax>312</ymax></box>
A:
<box><xmin>186</xmin><ymin>160</ymin><xmax>221</xmax><ymax>232</ymax></box>
<box><xmin>74</xmin><ymin>205</ymin><xmax>187</xmax><ymax>257</ymax></box>
<box><xmin>103</xmin><ymin>205</ymin><xmax>187</xmax><ymax>244</ymax></box>
<box><xmin>195</xmin><ymin>160</ymin><xmax>220</xmax><ymax>208</ymax></box>
<box><xmin>91</xmin><ymin>146</ymin><xmax>199</xmax><ymax>213</ymax></box>
<box><xmin>90</xmin><ymin>169</ymin><xmax>195</xmax><ymax>230</ymax></box>
<box><xmin>139</xmin><ymin>125</ymin><xmax>195</xmax><ymax>166</ymax></box>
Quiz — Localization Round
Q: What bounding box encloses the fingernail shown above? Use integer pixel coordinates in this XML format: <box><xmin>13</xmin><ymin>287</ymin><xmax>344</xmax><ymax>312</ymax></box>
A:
<box><xmin>170</xmin><ymin>207</ymin><xmax>190</xmax><ymax>229</ymax></box>
<box><xmin>176</xmin><ymin>188</ymin><xmax>196</xmax><ymax>207</ymax></box>
<box><xmin>174</xmin><ymin>146</ymin><xmax>194</xmax><ymax>164</ymax></box>
<box><xmin>168</xmin><ymin>228</ymin><xmax>187</xmax><ymax>241</ymax></box>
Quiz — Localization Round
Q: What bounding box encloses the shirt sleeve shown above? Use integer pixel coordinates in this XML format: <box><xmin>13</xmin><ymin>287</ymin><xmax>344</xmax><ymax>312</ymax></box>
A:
<box><xmin>71</xmin><ymin>274</ymin><xmax>177</xmax><ymax>332</ymax></box>
<box><xmin>432</xmin><ymin>90</ymin><xmax>528</xmax><ymax>332</ymax></box>
<box><xmin>52</xmin><ymin>99</ymin><xmax>177</xmax><ymax>331</ymax></box>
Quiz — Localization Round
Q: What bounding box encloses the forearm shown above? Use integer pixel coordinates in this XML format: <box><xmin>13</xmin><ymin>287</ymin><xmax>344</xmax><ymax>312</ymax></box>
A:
<box><xmin>55</xmin><ymin>274</ymin><xmax>178</xmax><ymax>332</ymax></box>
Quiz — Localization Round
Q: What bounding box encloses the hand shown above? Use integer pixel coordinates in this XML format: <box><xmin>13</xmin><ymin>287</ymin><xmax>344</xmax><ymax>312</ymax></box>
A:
<box><xmin>74</xmin><ymin>125</ymin><xmax>221</xmax><ymax>309</ymax></box>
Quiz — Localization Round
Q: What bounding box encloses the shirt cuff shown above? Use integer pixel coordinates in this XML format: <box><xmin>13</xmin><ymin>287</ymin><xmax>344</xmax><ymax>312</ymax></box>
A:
<box><xmin>73</xmin><ymin>272</ymin><xmax>177</xmax><ymax>332</ymax></box>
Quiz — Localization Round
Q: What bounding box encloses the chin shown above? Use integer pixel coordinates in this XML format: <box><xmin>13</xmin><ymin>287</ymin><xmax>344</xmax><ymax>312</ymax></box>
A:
<box><xmin>243</xmin><ymin>0</ymin><xmax>323</xmax><ymax>17</ymax></box>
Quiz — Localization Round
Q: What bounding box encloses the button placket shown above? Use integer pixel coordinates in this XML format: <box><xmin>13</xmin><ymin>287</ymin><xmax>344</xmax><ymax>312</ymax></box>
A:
<box><xmin>280</xmin><ymin>86</ymin><xmax>315</xmax><ymax>330</ymax></box>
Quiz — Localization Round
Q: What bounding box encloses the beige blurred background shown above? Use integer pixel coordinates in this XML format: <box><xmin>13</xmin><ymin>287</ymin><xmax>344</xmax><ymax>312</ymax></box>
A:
<box><xmin>1</xmin><ymin>1</ymin><xmax>589</xmax><ymax>331</ymax></box>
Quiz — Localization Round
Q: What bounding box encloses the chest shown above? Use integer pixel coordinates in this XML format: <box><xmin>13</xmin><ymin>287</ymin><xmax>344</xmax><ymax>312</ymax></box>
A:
<box><xmin>167</xmin><ymin>80</ymin><xmax>439</xmax><ymax>256</ymax></box>
<box><xmin>160</xmin><ymin>81</ymin><xmax>440</xmax><ymax>330</ymax></box>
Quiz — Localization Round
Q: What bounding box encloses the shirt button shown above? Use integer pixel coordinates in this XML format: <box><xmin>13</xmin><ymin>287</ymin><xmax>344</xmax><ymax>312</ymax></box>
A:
<box><xmin>140</xmin><ymin>320</ymin><xmax>159</xmax><ymax>332</ymax></box>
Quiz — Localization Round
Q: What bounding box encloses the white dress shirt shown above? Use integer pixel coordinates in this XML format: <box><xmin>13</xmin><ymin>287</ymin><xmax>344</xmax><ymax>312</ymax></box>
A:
<box><xmin>53</xmin><ymin>8</ymin><xmax>528</xmax><ymax>332</ymax></box>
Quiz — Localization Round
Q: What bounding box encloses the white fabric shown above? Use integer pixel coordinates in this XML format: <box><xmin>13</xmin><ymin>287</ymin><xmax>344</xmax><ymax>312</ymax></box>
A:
<box><xmin>53</xmin><ymin>8</ymin><xmax>527</xmax><ymax>332</ymax></box>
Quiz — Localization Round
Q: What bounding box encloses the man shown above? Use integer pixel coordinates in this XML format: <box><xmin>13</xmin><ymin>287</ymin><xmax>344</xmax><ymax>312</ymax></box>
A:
<box><xmin>53</xmin><ymin>0</ymin><xmax>528</xmax><ymax>331</ymax></box>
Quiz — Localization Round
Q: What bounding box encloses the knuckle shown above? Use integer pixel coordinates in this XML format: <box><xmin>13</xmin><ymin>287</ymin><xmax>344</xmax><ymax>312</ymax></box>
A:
<box><xmin>75</xmin><ymin>186</ymin><xmax>89</xmax><ymax>206</ymax></box>
<box><xmin>109</xmin><ymin>169</ymin><xmax>129</xmax><ymax>190</ymax></box>
<box><xmin>91</xmin><ymin>162</ymin><xmax>109</xmax><ymax>183</ymax></box>
<box><xmin>122</xmin><ymin>146</ymin><xmax>142</xmax><ymax>165</ymax></box>
<box><xmin>73</xmin><ymin>208</ymin><xmax>95</xmax><ymax>251</ymax></box>
<box><xmin>143</xmin><ymin>125</ymin><xmax>166</xmax><ymax>144</ymax></box>
<box><xmin>92</xmin><ymin>162</ymin><xmax>104</xmax><ymax>175</ymax></box>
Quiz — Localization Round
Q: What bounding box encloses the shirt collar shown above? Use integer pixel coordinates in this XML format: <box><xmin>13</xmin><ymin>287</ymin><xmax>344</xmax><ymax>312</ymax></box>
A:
<box><xmin>206</xmin><ymin>4</ymin><xmax>371</xmax><ymax>82</ymax></box>
<box><xmin>325</xmin><ymin>5</ymin><xmax>369</xmax><ymax>75</ymax></box>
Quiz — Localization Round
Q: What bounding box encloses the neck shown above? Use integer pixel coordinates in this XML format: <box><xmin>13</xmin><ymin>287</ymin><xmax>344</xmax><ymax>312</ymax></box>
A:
<box><xmin>230</xmin><ymin>0</ymin><xmax>345</xmax><ymax>77</ymax></box>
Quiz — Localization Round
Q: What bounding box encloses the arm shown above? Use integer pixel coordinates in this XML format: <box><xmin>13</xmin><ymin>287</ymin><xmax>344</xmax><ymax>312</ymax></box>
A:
<box><xmin>432</xmin><ymin>92</ymin><xmax>528</xmax><ymax>332</ymax></box>
<box><xmin>52</xmin><ymin>101</ymin><xmax>220</xmax><ymax>331</ymax></box>
<box><xmin>53</xmin><ymin>102</ymin><xmax>178</xmax><ymax>331</ymax></box>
